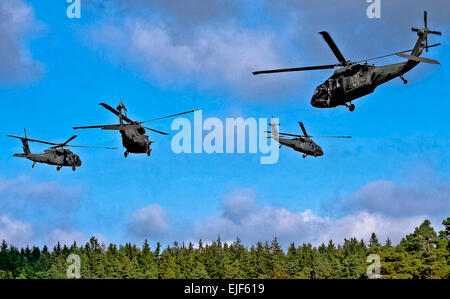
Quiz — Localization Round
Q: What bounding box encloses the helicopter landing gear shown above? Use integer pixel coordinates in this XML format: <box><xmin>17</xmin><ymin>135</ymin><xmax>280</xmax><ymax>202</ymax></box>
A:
<box><xmin>303</xmin><ymin>154</ymin><xmax>307</xmax><ymax>159</ymax></box>
<box><xmin>348</xmin><ymin>103</ymin><xmax>355</xmax><ymax>112</ymax></box>
<box><xmin>57</xmin><ymin>166</ymin><xmax>62</xmax><ymax>171</ymax></box>
<box><xmin>32</xmin><ymin>162</ymin><xmax>36</xmax><ymax>168</ymax></box>
<box><xmin>72</xmin><ymin>166</ymin><xmax>76</xmax><ymax>171</ymax></box>
<box><xmin>400</xmin><ymin>75</ymin><xmax>408</xmax><ymax>84</ymax></box>
<box><xmin>147</xmin><ymin>149</ymin><xmax>151</xmax><ymax>157</ymax></box>
<box><xmin>124</xmin><ymin>151</ymin><xmax>129</xmax><ymax>158</ymax></box>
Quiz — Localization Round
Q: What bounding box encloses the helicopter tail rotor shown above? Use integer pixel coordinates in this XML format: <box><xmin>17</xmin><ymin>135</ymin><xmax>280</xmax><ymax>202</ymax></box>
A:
<box><xmin>412</xmin><ymin>11</ymin><xmax>442</xmax><ymax>52</ymax></box>
<box><xmin>267</xmin><ymin>117</ymin><xmax>280</xmax><ymax>142</ymax></box>
<box><xmin>7</xmin><ymin>129</ymin><xmax>32</xmax><ymax>155</ymax></box>
<box><xmin>117</xmin><ymin>95</ymin><xmax>128</xmax><ymax>117</ymax></box>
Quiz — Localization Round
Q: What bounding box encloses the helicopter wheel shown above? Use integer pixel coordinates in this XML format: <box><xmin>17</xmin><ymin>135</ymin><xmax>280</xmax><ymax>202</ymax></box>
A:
<box><xmin>349</xmin><ymin>104</ymin><xmax>355</xmax><ymax>112</ymax></box>
<box><xmin>57</xmin><ymin>166</ymin><xmax>62</xmax><ymax>171</ymax></box>
<box><xmin>124</xmin><ymin>151</ymin><xmax>129</xmax><ymax>158</ymax></box>
<box><xmin>147</xmin><ymin>149</ymin><xmax>151</xmax><ymax>157</ymax></box>
<box><xmin>72</xmin><ymin>166</ymin><xmax>76</xmax><ymax>171</ymax></box>
<box><xmin>400</xmin><ymin>75</ymin><xmax>408</xmax><ymax>84</ymax></box>
<box><xmin>303</xmin><ymin>154</ymin><xmax>307</xmax><ymax>159</ymax></box>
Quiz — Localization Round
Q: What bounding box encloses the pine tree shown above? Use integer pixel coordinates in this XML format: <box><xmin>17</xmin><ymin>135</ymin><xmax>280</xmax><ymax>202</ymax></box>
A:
<box><xmin>191</xmin><ymin>261</ymin><xmax>210</xmax><ymax>279</ymax></box>
<box><xmin>48</xmin><ymin>255</ymin><xmax>67</xmax><ymax>279</ymax></box>
<box><xmin>224</xmin><ymin>259</ymin><xmax>245</xmax><ymax>279</ymax></box>
<box><xmin>159</xmin><ymin>251</ymin><xmax>179</xmax><ymax>279</ymax></box>
<box><xmin>369</xmin><ymin>233</ymin><xmax>380</xmax><ymax>248</ymax></box>
<box><xmin>0</xmin><ymin>217</ymin><xmax>449</xmax><ymax>279</ymax></box>
<box><xmin>384</xmin><ymin>238</ymin><xmax>392</xmax><ymax>248</ymax></box>
<box><xmin>140</xmin><ymin>240</ymin><xmax>158</xmax><ymax>279</ymax></box>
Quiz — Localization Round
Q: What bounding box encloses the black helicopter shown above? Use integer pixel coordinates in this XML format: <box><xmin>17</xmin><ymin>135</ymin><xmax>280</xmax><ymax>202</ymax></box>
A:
<box><xmin>7</xmin><ymin>129</ymin><xmax>116</xmax><ymax>171</ymax></box>
<box><xmin>74</xmin><ymin>99</ymin><xmax>197</xmax><ymax>157</ymax></box>
<box><xmin>253</xmin><ymin>11</ymin><xmax>441</xmax><ymax>112</ymax></box>
<box><xmin>266</xmin><ymin>118</ymin><xmax>351</xmax><ymax>158</ymax></box>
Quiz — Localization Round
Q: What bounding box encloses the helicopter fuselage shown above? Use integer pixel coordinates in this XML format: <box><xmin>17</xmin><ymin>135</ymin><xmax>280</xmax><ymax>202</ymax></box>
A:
<box><xmin>253</xmin><ymin>14</ymin><xmax>440</xmax><ymax>111</ymax></box>
<box><xmin>14</xmin><ymin>148</ymin><xmax>82</xmax><ymax>168</ymax></box>
<box><xmin>311</xmin><ymin>28</ymin><xmax>429</xmax><ymax>109</ymax></box>
<box><xmin>120</xmin><ymin>125</ymin><xmax>152</xmax><ymax>155</ymax></box>
<box><xmin>311</xmin><ymin>60</ymin><xmax>419</xmax><ymax>108</ymax></box>
<box><xmin>73</xmin><ymin>102</ymin><xmax>197</xmax><ymax>158</ymax></box>
<box><xmin>278</xmin><ymin>137</ymin><xmax>324</xmax><ymax>157</ymax></box>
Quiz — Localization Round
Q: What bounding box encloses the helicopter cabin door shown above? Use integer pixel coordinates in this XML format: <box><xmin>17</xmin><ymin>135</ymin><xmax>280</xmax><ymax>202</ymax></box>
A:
<box><xmin>348</xmin><ymin>69</ymin><xmax>370</xmax><ymax>91</ymax></box>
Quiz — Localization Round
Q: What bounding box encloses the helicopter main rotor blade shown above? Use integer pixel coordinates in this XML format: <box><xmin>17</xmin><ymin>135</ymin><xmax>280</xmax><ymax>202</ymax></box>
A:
<box><xmin>266</xmin><ymin>131</ymin><xmax>305</xmax><ymax>138</ymax></box>
<box><xmin>7</xmin><ymin>135</ymin><xmax>27</xmax><ymax>140</ymax></box>
<box><xmin>269</xmin><ymin>132</ymin><xmax>306</xmax><ymax>138</ymax></box>
<box><xmin>319</xmin><ymin>31</ymin><xmax>347</xmax><ymax>65</ymax></box>
<box><xmin>64</xmin><ymin>145</ymin><xmax>118</xmax><ymax>149</ymax></box>
<box><xmin>50</xmin><ymin>135</ymin><xmax>79</xmax><ymax>149</ymax></box>
<box><xmin>424</xmin><ymin>11</ymin><xmax>427</xmax><ymax>28</ymax></box>
<box><xmin>142</xmin><ymin>126</ymin><xmax>169</xmax><ymax>135</ymax></box>
<box><xmin>7</xmin><ymin>135</ymin><xmax>58</xmax><ymax>146</ymax></box>
<box><xmin>298</xmin><ymin>122</ymin><xmax>308</xmax><ymax>137</ymax></box>
<box><xmin>253</xmin><ymin>64</ymin><xmax>337</xmax><ymax>75</ymax></box>
<box><xmin>99</xmin><ymin>103</ymin><xmax>134</xmax><ymax>123</ymax></box>
<box><xmin>60</xmin><ymin>135</ymin><xmax>78</xmax><ymax>147</ymax></box>
<box><xmin>266</xmin><ymin>131</ymin><xmax>351</xmax><ymax>139</ymax></box>
<box><xmin>73</xmin><ymin>124</ymin><xmax>124</xmax><ymax>130</ymax></box>
<box><xmin>428</xmin><ymin>30</ymin><xmax>442</xmax><ymax>36</ymax></box>
<box><xmin>353</xmin><ymin>43</ymin><xmax>440</xmax><ymax>64</ymax></box>
<box><xmin>140</xmin><ymin>109</ymin><xmax>199</xmax><ymax>124</ymax></box>
<box><xmin>306</xmin><ymin>136</ymin><xmax>352</xmax><ymax>139</ymax></box>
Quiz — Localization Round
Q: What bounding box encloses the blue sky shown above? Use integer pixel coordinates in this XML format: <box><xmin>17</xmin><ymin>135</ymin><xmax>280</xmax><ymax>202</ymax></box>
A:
<box><xmin>0</xmin><ymin>0</ymin><xmax>449</xmax><ymax>248</ymax></box>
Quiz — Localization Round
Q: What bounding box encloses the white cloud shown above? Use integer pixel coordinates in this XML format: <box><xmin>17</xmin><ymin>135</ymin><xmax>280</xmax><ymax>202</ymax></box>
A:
<box><xmin>89</xmin><ymin>19</ymin><xmax>296</xmax><ymax>97</ymax></box>
<box><xmin>44</xmin><ymin>229</ymin><xmax>108</xmax><ymax>247</ymax></box>
<box><xmin>128</xmin><ymin>204</ymin><xmax>169</xmax><ymax>239</ymax></box>
<box><xmin>0</xmin><ymin>215</ymin><xmax>32</xmax><ymax>246</ymax></box>
<box><xmin>320</xmin><ymin>212</ymin><xmax>424</xmax><ymax>245</ymax></box>
<box><xmin>121</xmin><ymin>0</ymin><xmax>238</xmax><ymax>26</ymax></box>
<box><xmin>347</xmin><ymin>180</ymin><xmax>450</xmax><ymax>218</ymax></box>
<box><xmin>221</xmin><ymin>188</ymin><xmax>256</xmax><ymax>223</ymax></box>
<box><xmin>45</xmin><ymin>228</ymin><xmax>85</xmax><ymax>247</ymax></box>
<box><xmin>85</xmin><ymin>0</ymin><xmax>450</xmax><ymax>98</ymax></box>
<box><xmin>0</xmin><ymin>0</ymin><xmax>43</xmax><ymax>84</ymax></box>
<box><xmin>0</xmin><ymin>176</ymin><xmax>82</xmax><ymax>208</ymax></box>
<box><xmin>0</xmin><ymin>175</ymin><xmax>86</xmax><ymax>246</ymax></box>
<box><xmin>190</xmin><ymin>187</ymin><xmax>444</xmax><ymax>246</ymax></box>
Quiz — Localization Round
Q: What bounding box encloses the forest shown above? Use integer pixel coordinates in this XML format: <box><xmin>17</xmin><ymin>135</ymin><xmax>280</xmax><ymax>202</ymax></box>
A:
<box><xmin>0</xmin><ymin>218</ymin><xmax>448</xmax><ymax>279</ymax></box>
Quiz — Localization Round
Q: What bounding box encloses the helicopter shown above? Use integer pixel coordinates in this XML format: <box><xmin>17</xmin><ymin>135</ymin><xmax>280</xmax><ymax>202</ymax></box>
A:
<box><xmin>253</xmin><ymin>11</ymin><xmax>441</xmax><ymax>112</ymax></box>
<box><xmin>7</xmin><ymin>129</ymin><xmax>116</xmax><ymax>171</ymax></box>
<box><xmin>266</xmin><ymin>118</ymin><xmax>351</xmax><ymax>158</ymax></box>
<box><xmin>73</xmin><ymin>99</ymin><xmax>198</xmax><ymax>157</ymax></box>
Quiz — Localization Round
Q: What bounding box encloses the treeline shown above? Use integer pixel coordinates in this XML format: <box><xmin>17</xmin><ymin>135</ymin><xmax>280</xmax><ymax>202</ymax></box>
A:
<box><xmin>0</xmin><ymin>218</ymin><xmax>449</xmax><ymax>279</ymax></box>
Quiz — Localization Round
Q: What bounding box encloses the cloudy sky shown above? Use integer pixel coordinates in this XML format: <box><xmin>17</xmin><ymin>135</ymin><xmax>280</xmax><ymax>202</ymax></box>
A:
<box><xmin>0</xmin><ymin>0</ymin><xmax>449</xmax><ymax>248</ymax></box>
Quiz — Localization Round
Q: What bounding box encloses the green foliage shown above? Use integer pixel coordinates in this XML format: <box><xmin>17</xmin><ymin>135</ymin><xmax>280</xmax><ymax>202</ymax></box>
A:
<box><xmin>0</xmin><ymin>218</ymin><xmax>448</xmax><ymax>279</ymax></box>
